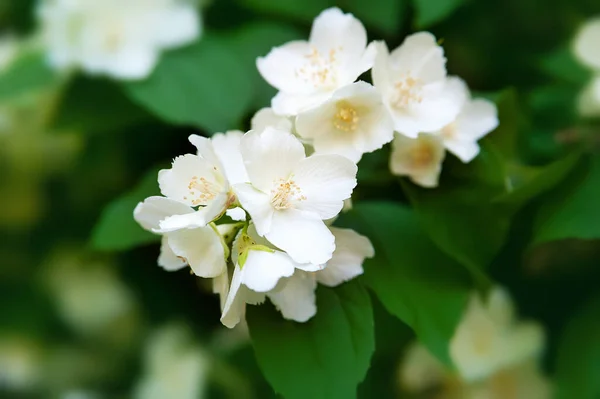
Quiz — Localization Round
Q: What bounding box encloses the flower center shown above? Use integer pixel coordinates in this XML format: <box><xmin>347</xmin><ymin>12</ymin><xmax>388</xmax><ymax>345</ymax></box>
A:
<box><xmin>391</xmin><ymin>74</ymin><xmax>423</xmax><ymax>109</ymax></box>
<box><xmin>295</xmin><ymin>46</ymin><xmax>340</xmax><ymax>89</ymax></box>
<box><xmin>270</xmin><ymin>177</ymin><xmax>306</xmax><ymax>210</ymax></box>
<box><xmin>333</xmin><ymin>101</ymin><xmax>359</xmax><ymax>132</ymax></box>
<box><xmin>186</xmin><ymin>176</ymin><xmax>220</xmax><ymax>206</ymax></box>
<box><xmin>410</xmin><ymin>143</ymin><xmax>434</xmax><ymax>168</ymax></box>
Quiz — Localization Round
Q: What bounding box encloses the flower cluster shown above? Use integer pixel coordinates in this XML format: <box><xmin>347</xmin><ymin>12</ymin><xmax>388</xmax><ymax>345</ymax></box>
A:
<box><xmin>573</xmin><ymin>17</ymin><xmax>600</xmax><ymax>117</ymax></box>
<box><xmin>400</xmin><ymin>287</ymin><xmax>552</xmax><ymax>398</ymax></box>
<box><xmin>257</xmin><ymin>8</ymin><xmax>498</xmax><ymax>188</ymax></box>
<box><xmin>37</xmin><ymin>0</ymin><xmax>201</xmax><ymax>80</ymax></box>
<box><xmin>134</xmin><ymin>128</ymin><xmax>373</xmax><ymax>327</ymax></box>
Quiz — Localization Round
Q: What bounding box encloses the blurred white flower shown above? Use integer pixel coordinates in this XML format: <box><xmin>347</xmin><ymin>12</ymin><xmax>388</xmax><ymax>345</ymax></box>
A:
<box><xmin>257</xmin><ymin>7</ymin><xmax>375</xmax><ymax>116</ymax></box>
<box><xmin>37</xmin><ymin>0</ymin><xmax>201</xmax><ymax>80</ymax></box>
<box><xmin>134</xmin><ymin>324</ymin><xmax>209</xmax><ymax>399</ymax></box>
<box><xmin>372</xmin><ymin>34</ymin><xmax>464</xmax><ymax>138</ymax></box>
<box><xmin>399</xmin><ymin>342</ymin><xmax>447</xmax><ymax>394</ymax></box>
<box><xmin>0</xmin><ymin>35</ymin><xmax>18</xmax><ymax>72</ymax></box>
<box><xmin>573</xmin><ymin>17</ymin><xmax>600</xmax><ymax>71</ymax></box>
<box><xmin>234</xmin><ymin>127</ymin><xmax>357</xmax><ymax>265</ymax></box>
<box><xmin>251</xmin><ymin>107</ymin><xmax>294</xmax><ymax>133</ymax></box>
<box><xmin>449</xmin><ymin>288</ymin><xmax>545</xmax><ymax>382</ymax></box>
<box><xmin>578</xmin><ymin>75</ymin><xmax>600</xmax><ymax>117</ymax></box>
<box><xmin>433</xmin><ymin>78</ymin><xmax>499</xmax><ymax>163</ymax></box>
<box><xmin>134</xmin><ymin>197</ymin><xmax>229</xmax><ymax>278</ymax></box>
<box><xmin>0</xmin><ymin>337</ymin><xmax>42</xmax><ymax>392</ymax></box>
<box><xmin>295</xmin><ymin>81</ymin><xmax>394</xmax><ymax>162</ymax></box>
<box><xmin>389</xmin><ymin>132</ymin><xmax>446</xmax><ymax>188</ymax></box>
<box><xmin>154</xmin><ymin>135</ymin><xmax>236</xmax><ymax>232</ymax></box>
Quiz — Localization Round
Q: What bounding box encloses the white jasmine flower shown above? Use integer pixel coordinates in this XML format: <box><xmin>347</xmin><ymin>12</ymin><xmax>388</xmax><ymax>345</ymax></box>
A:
<box><xmin>431</xmin><ymin>78</ymin><xmax>499</xmax><ymax>163</ymax></box>
<box><xmin>134</xmin><ymin>324</ymin><xmax>209</xmax><ymax>399</ymax></box>
<box><xmin>316</xmin><ymin>227</ymin><xmax>374</xmax><ymax>286</ymax></box>
<box><xmin>38</xmin><ymin>0</ymin><xmax>201</xmax><ymax>80</ymax></box>
<box><xmin>449</xmin><ymin>288</ymin><xmax>545</xmax><ymax>382</ymax></box>
<box><xmin>295</xmin><ymin>81</ymin><xmax>394</xmax><ymax>162</ymax></box>
<box><xmin>389</xmin><ymin>132</ymin><xmax>446</xmax><ymax>188</ymax></box>
<box><xmin>251</xmin><ymin>107</ymin><xmax>293</xmax><ymax>133</ymax></box>
<box><xmin>220</xmin><ymin>224</ymin><xmax>320</xmax><ymax>328</ymax></box>
<box><xmin>578</xmin><ymin>75</ymin><xmax>600</xmax><ymax>117</ymax></box>
<box><xmin>372</xmin><ymin>34</ymin><xmax>464</xmax><ymax>138</ymax></box>
<box><xmin>399</xmin><ymin>342</ymin><xmax>447</xmax><ymax>393</ymax></box>
<box><xmin>0</xmin><ymin>35</ymin><xmax>18</xmax><ymax>72</ymax></box>
<box><xmin>267</xmin><ymin>271</ymin><xmax>318</xmax><ymax>322</ymax></box>
<box><xmin>257</xmin><ymin>7</ymin><xmax>375</xmax><ymax>115</ymax></box>
<box><xmin>134</xmin><ymin>196</ymin><xmax>228</xmax><ymax>278</ymax></box>
<box><xmin>234</xmin><ymin>127</ymin><xmax>357</xmax><ymax>265</ymax></box>
<box><xmin>156</xmin><ymin>135</ymin><xmax>237</xmax><ymax>232</ymax></box>
<box><xmin>573</xmin><ymin>17</ymin><xmax>600</xmax><ymax>71</ymax></box>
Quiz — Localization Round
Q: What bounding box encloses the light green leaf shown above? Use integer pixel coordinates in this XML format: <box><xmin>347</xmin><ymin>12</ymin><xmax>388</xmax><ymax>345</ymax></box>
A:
<box><xmin>247</xmin><ymin>281</ymin><xmax>374</xmax><ymax>399</ymax></box>
<box><xmin>412</xmin><ymin>0</ymin><xmax>466</xmax><ymax>28</ymax></box>
<box><xmin>91</xmin><ymin>168</ymin><xmax>161</xmax><ymax>251</ymax></box>
<box><xmin>539</xmin><ymin>47</ymin><xmax>591</xmax><ymax>85</ymax></box>
<box><xmin>555</xmin><ymin>295</ymin><xmax>600</xmax><ymax>399</ymax></box>
<box><xmin>123</xmin><ymin>36</ymin><xmax>254</xmax><ymax>133</ymax></box>
<box><xmin>337</xmin><ymin>202</ymin><xmax>471</xmax><ymax>365</ymax></box>
<box><xmin>223</xmin><ymin>23</ymin><xmax>302</xmax><ymax>107</ymax></box>
<box><xmin>0</xmin><ymin>52</ymin><xmax>58</xmax><ymax>101</ymax></box>
<box><xmin>534</xmin><ymin>155</ymin><xmax>600</xmax><ymax>243</ymax></box>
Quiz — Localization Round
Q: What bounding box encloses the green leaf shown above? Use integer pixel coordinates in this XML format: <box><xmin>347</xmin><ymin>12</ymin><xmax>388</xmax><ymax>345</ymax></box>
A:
<box><xmin>534</xmin><ymin>155</ymin><xmax>600</xmax><ymax>243</ymax></box>
<box><xmin>401</xmin><ymin>144</ymin><xmax>509</xmax><ymax>278</ymax></box>
<box><xmin>344</xmin><ymin>0</ymin><xmax>406</xmax><ymax>35</ymax></box>
<box><xmin>91</xmin><ymin>168</ymin><xmax>161</xmax><ymax>251</ymax></box>
<box><xmin>337</xmin><ymin>202</ymin><xmax>471</xmax><ymax>365</ymax></box>
<box><xmin>485</xmin><ymin>89</ymin><xmax>520</xmax><ymax>160</ymax></box>
<box><xmin>0</xmin><ymin>51</ymin><xmax>58</xmax><ymax>101</ymax></box>
<box><xmin>237</xmin><ymin>0</ymin><xmax>336</xmax><ymax>23</ymax></box>
<box><xmin>123</xmin><ymin>35</ymin><xmax>254</xmax><ymax>133</ymax></box>
<box><xmin>412</xmin><ymin>0</ymin><xmax>466</xmax><ymax>28</ymax></box>
<box><xmin>223</xmin><ymin>23</ymin><xmax>302</xmax><ymax>107</ymax></box>
<box><xmin>539</xmin><ymin>47</ymin><xmax>591</xmax><ymax>85</ymax></box>
<box><xmin>247</xmin><ymin>281</ymin><xmax>374</xmax><ymax>399</ymax></box>
<box><xmin>555</xmin><ymin>295</ymin><xmax>600</xmax><ymax>399</ymax></box>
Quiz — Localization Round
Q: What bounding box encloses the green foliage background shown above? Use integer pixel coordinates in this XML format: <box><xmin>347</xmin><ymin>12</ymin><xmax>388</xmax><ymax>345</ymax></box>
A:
<box><xmin>1</xmin><ymin>0</ymin><xmax>600</xmax><ymax>398</ymax></box>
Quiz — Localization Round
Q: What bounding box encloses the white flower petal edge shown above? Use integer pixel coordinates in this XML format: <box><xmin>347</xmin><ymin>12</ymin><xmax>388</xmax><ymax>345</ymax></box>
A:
<box><xmin>573</xmin><ymin>17</ymin><xmax>600</xmax><ymax>71</ymax></box>
<box><xmin>235</xmin><ymin>127</ymin><xmax>357</xmax><ymax>264</ymax></box>
<box><xmin>296</xmin><ymin>81</ymin><xmax>394</xmax><ymax>162</ymax></box>
<box><xmin>257</xmin><ymin>7</ymin><xmax>375</xmax><ymax>115</ymax></box>
<box><xmin>578</xmin><ymin>75</ymin><xmax>600</xmax><ymax>117</ymax></box>
<box><xmin>432</xmin><ymin>77</ymin><xmax>499</xmax><ymax>163</ymax></box>
<box><xmin>389</xmin><ymin>132</ymin><xmax>446</xmax><ymax>188</ymax></box>
<box><xmin>251</xmin><ymin>107</ymin><xmax>294</xmax><ymax>133</ymax></box>
<box><xmin>372</xmin><ymin>35</ymin><xmax>463</xmax><ymax>138</ymax></box>
<box><xmin>166</xmin><ymin>225</ymin><xmax>227</xmax><ymax>278</ymax></box>
<box><xmin>316</xmin><ymin>227</ymin><xmax>374</xmax><ymax>287</ymax></box>
<box><xmin>267</xmin><ymin>271</ymin><xmax>317</xmax><ymax>322</ymax></box>
<box><xmin>37</xmin><ymin>0</ymin><xmax>201</xmax><ymax>80</ymax></box>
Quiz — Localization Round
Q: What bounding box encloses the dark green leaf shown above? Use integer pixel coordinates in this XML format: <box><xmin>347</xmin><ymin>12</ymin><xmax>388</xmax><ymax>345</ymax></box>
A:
<box><xmin>485</xmin><ymin>89</ymin><xmax>520</xmax><ymax>160</ymax></box>
<box><xmin>534</xmin><ymin>155</ymin><xmax>600</xmax><ymax>243</ymax></box>
<box><xmin>344</xmin><ymin>0</ymin><xmax>406</xmax><ymax>35</ymax></box>
<box><xmin>412</xmin><ymin>0</ymin><xmax>466</xmax><ymax>28</ymax></box>
<box><xmin>539</xmin><ymin>47</ymin><xmax>591</xmax><ymax>85</ymax></box>
<box><xmin>237</xmin><ymin>0</ymin><xmax>336</xmax><ymax>23</ymax></box>
<box><xmin>247</xmin><ymin>281</ymin><xmax>374</xmax><ymax>399</ymax></box>
<box><xmin>337</xmin><ymin>202</ymin><xmax>471</xmax><ymax>365</ymax></box>
<box><xmin>223</xmin><ymin>23</ymin><xmax>302</xmax><ymax>107</ymax></box>
<box><xmin>0</xmin><ymin>51</ymin><xmax>58</xmax><ymax>101</ymax></box>
<box><xmin>91</xmin><ymin>168</ymin><xmax>161</xmax><ymax>251</ymax></box>
<box><xmin>123</xmin><ymin>36</ymin><xmax>254</xmax><ymax>133</ymax></box>
<box><xmin>555</xmin><ymin>295</ymin><xmax>600</xmax><ymax>399</ymax></box>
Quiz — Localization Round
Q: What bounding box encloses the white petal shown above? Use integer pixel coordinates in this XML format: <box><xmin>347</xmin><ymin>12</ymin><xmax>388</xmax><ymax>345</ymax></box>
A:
<box><xmin>157</xmin><ymin>192</ymin><xmax>229</xmax><ymax>231</ymax></box>
<box><xmin>454</xmin><ymin>98</ymin><xmax>499</xmax><ymax>141</ymax></box>
<box><xmin>221</xmin><ymin>265</ymin><xmax>265</xmax><ymax>329</ymax></box>
<box><xmin>133</xmin><ymin>196</ymin><xmax>193</xmax><ymax>231</ymax></box>
<box><xmin>400</xmin><ymin>343</ymin><xmax>446</xmax><ymax>392</ymax></box>
<box><xmin>578</xmin><ymin>75</ymin><xmax>600</xmax><ymax>117</ymax></box>
<box><xmin>85</xmin><ymin>46</ymin><xmax>159</xmax><ymax>80</ymax></box>
<box><xmin>257</xmin><ymin>41</ymin><xmax>315</xmax><ymax>94</ymax></box>
<box><xmin>188</xmin><ymin>134</ymin><xmax>223</xmax><ymax>169</ymax></box>
<box><xmin>240</xmin><ymin>128</ymin><xmax>305</xmax><ymax>192</ymax></box>
<box><xmin>443</xmin><ymin>139</ymin><xmax>480</xmax><ymax>163</ymax></box>
<box><xmin>158</xmin><ymin>154</ymin><xmax>225</xmax><ymax>207</ymax></box>
<box><xmin>233</xmin><ymin>184</ymin><xmax>274</xmax><ymax>236</ymax></box>
<box><xmin>266</xmin><ymin>209</ymin><xmax>335</xmax><ymax>265</ymax></box>
<box><xmin>271</xmin><ymin>91</ymin><xmax>333</xmax><ymax>116</ymax></box>
<box><xmin>267</xmin><ymin>271</ymin><xmax>317</xmax><ymax>322</ymax></box>
<box><xmin>389</xmin><ymin>133</ymin><xmax>446</xmax><ymax>188</ymax></box>
<box><xmin>251</xmin><ymin>108</ymin><xmax>293</xmax><ymax>133</ymax></box>
<box><xmin>153</xmin><ymin>5</ymin><xmax>200</xmax><ymax>49</ymax></box>
<box><xmin>157</xmin><ymin>236</ymin><xmax>187</xmax><ymax>271</ymax></box>
<box><xmin>292</xmin><ymin>155</ymin><xmax>357</xmax><ymax>219</ymax></box>
<box><xmin>212</xmin><ymin>270</ymin><xmax>229</xmax><ymax>311</ymax></box>
<box><xmin>226</xmin><ymin>207</ymin><xmax>246</xmax><ymax>221</ymax></box>
<box><xmin>210</xmin><ymin>131</ymin><xmax>250</xmax><ymax>184</ymax></box>
<box><xmin>241</xmin><ymin>250</ymin><xmax>296</xmax><ymax>292</ymax></box>
<box><xmin>167</xmin><ymin>226</ymin><xmax>226</xmax><ymax>278</ymax></box>
<box><xmin>317</xmin><ymin>227</ymin><xmax>373</xmax><ymax>287</ymax></box>
<box><xmin>573</xmin><ymin>18</ymin><xmax>600</xmax><ymax>70</ymax></box>
<box><xmin>389</xmin><ymin>32</ymin><xmax>446</xmax><ymax>82</ymax></box>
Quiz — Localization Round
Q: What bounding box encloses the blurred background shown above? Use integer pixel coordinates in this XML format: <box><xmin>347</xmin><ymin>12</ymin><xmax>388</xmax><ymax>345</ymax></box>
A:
<box><xmin>1</xmin><ymin>0</ymin><xmax>599</xmax><ymax>398</ymax></box>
